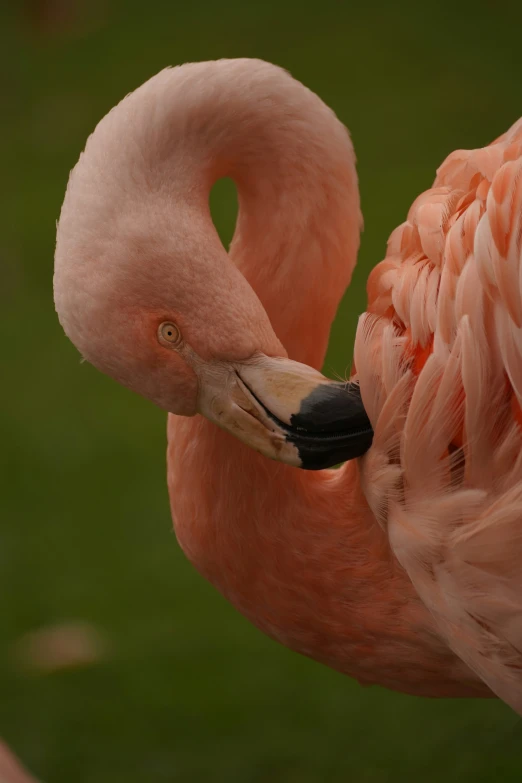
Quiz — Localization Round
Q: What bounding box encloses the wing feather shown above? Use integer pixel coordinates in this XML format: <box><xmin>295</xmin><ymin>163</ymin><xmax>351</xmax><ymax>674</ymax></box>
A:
<box><xmin>357</xmin><ymin>117</ymin><xmax>522</xmax><ymax>712</ymax></box>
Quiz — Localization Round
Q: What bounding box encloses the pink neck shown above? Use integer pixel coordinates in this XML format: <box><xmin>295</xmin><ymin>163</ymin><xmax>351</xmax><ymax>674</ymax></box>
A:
<box><xmin>169</xmin><ymin>418</ymin><xmax>382</xmax><ymax>655</ymax></box>
<box><xmin>224</xmin><ymin>129</ymin><xmax>361</xmax><ymax>368</ymax></box>
<box><xmin>168</xmin><ymin>416</ymin><xmax>483</xmax><ymax>696</ymax></box>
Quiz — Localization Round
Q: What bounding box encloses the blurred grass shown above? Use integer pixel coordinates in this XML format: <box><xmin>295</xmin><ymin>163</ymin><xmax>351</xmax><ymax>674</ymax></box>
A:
<box><xmin>2</xmin><ymin>0</ymin><xmax>522</xmax><ymax>780</ymax></box>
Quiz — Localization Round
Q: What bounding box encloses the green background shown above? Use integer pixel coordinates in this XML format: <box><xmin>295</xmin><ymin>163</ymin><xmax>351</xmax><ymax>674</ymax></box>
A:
<box><xmin>2</xmin><ymin>0</ymin><xmax>522</xmax><ymax>780</ymax></box>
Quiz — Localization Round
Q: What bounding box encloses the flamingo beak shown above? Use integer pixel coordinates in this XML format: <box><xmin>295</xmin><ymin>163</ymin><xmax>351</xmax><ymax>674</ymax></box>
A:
<box><xmin>197</xmin><ymin>354</ymin><xmax>373</xmax><ymax>470</ymax></box>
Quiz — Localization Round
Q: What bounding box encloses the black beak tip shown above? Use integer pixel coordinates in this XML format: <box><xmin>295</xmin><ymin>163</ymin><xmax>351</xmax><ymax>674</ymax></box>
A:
<box><xmin>286</xmin><ymin>382</ymin><xmax>374</xmax><ymax>470</ymax></box>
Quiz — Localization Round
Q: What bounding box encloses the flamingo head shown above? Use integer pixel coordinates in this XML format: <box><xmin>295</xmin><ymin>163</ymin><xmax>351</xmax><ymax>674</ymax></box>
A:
<box><xmin>53</xmin><ymin>64</ymin><xmax>373</xmax><ymax>470</ymax></box>
<box><xmin>54</xmin><ymin>213</ymin><xmax>372</xmax><ymax>470</ymax></box>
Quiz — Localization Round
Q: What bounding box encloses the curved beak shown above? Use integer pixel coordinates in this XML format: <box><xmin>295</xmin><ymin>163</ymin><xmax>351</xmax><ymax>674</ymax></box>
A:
<box><xmin>197</xmin><ymin>354</ymin><xmax>373</xmax><ymax>470</ymax></box>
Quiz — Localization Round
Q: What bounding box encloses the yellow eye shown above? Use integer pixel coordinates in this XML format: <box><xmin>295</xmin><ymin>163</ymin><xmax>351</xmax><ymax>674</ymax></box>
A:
<box><xmin>158</xmin><ymin>322</ymin><xmax>181</xmax><ymax>346</ymax></box>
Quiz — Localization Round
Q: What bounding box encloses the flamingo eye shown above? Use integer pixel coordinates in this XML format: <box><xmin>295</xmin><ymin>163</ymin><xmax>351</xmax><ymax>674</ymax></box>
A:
<box><xmin>158</xmin><ymin>322</ymin><xmax>181</xmax><ymax>346</ymax></box>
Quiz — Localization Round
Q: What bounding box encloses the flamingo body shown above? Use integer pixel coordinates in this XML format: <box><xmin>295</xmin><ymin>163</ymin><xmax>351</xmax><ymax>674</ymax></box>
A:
<box><xmin>54</xmin><ymin>59</ymin><xmax>522</xmax><ymax>712</ymax></box>
<box><xmin>356</xmin><ymin>118</ymin><xmax>522</xmax><ymax>713</ymax></box>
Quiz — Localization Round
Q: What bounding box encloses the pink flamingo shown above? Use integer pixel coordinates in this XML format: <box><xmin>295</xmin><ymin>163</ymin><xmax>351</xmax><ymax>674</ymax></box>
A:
<box><xmin>54</xmin><ymin>59</ymin><xmax>522</xmax><ymax>712</ymax></box>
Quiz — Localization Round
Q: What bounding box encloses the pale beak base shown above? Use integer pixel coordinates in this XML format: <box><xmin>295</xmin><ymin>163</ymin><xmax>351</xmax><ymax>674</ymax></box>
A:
<box><xmin>196</xmin><ymin>353</ymin><xmax>373</xmax><ymax>469</ymax></box>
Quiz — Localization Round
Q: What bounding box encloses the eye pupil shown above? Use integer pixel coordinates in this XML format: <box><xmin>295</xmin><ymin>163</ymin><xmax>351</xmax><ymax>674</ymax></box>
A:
<box><xmin>158</xmin><ymin>322</ymin><xmax>181</xmax><ymax>346</ymax></box>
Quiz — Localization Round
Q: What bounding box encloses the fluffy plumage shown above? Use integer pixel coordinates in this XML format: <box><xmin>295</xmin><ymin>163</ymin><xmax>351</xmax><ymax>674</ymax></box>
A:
<box><xmin>54</xmin><ymin>59</ymin><xmax>522</xmax><ymax>710</ymax></box>
<box><xmin>356</xmin><ymin>118</ymin><xmax>522</xmax><ymax>712</ymax></box>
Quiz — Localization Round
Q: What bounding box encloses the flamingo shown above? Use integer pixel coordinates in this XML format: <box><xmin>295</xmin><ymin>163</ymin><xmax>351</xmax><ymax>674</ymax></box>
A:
<box><xmin>54</xmin><ymin>59</ymin><xmax>522</xmax><ymax>713</ymax></box>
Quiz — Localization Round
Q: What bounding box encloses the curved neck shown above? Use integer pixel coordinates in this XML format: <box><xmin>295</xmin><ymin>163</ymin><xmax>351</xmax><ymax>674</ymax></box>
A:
<box><xmin>56</xmin><ymin>61</ymin><xmax>361</xmax><ymax>372</ymax></box>
<box><xmin>168</xmin><ymin>415</ymin><xmax>482</xmax><ymax>696</ymax></box>
<box><xmin>210</xmin><ymin>73</ymin><xmax>361</xmax><ymax>368</ymax></box>
<box><xmin>137</xmin><ymin>60</ymin><xmax>362</xmax><ymax>368</ymax></box>
<box><xmin>228</xmin><ymin>153</ymin><xmax>361</xmax><ymax>368</ymax></box>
